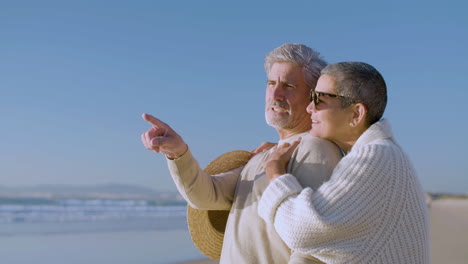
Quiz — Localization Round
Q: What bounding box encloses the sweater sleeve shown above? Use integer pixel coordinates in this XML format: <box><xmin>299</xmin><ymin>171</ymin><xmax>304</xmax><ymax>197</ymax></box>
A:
<box><xmin>167</xmin><ymin>148</ymin><xmax>241</xmax><ymax>210</ymax></box>
<box><xmin>258</xmin><ymin>142</ymin><xmax>407</xmax><ymax>262</ymax></box>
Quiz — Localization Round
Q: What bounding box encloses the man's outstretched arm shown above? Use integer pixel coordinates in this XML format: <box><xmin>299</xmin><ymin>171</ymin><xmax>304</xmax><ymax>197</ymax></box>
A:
<box><xmin>141</xmin><ymin>113</ymin><xmax>239</xmax><ymax>210</ymax></box>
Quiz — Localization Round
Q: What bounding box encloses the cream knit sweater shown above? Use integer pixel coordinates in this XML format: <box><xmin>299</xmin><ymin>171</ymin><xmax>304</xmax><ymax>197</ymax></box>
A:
<box><xmin>258</xmin><ymin>119</ymin><xmax>430</xmax><ymax>264</ymax></box>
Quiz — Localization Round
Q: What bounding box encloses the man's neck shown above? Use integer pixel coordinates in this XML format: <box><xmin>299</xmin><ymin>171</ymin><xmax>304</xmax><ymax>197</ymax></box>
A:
<box><xmin>277</xmin><ymin>129</ymin><xmax>309</xmax><ymax>141</ymax></box>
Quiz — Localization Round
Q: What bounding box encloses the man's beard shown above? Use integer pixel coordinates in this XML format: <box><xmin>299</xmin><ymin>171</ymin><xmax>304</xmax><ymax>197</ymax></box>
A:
<box><xmin>265</xmin><ymin>100</ymin><xmax>291</xmax><ymax>129</ymax></box>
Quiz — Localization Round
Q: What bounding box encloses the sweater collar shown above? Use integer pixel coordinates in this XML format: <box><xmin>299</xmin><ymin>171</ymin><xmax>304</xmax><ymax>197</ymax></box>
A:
<box><xmin>351</xmin><ymin>119</ymin><xmax>393</xmax><ymax>151</ymax></box>
<box><xmin>278</xmin><ymin>131</ymin><xmax>309</xmax><ymax>145</ymax></box>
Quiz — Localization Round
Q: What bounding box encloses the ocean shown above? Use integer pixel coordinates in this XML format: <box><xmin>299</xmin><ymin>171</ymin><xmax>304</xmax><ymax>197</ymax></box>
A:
<box><xmin>0</xmin><ymin>198</ymin><xmax>206</xmax><ymax>264</ymax></box>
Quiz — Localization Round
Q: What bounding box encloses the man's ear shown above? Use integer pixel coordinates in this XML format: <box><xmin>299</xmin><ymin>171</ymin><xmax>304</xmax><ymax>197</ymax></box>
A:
<box><xmin>351</xmin><ymin>103</ymin><xmax>368</xmax><ymax>127</ymax></box>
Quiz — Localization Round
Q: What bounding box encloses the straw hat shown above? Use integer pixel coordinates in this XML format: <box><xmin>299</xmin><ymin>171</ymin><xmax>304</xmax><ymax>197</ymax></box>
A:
<box><xmin>187</xmin><ymin>150</ymin><xmax>253</xmax><ymax>260</ymax></box>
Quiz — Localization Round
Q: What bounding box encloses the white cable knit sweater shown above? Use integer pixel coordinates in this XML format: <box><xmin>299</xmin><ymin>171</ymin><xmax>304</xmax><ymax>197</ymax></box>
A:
<box><xmin>258</xmin><ymin>119</ymin><xmax>430</xmax><ymax>264</ymax></box>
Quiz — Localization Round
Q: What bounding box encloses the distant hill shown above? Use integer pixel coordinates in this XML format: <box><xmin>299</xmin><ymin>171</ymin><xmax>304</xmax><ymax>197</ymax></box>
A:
<box><xmin>428</xmin><ymin>192</ymin><xmax>468</xmax><ymax>200</ymax></box>
<box><xmin>2</xmin><ymin>183</ymin><xmax>158</xmax><ymax>195</ymax></box>
<box><xmin>0</xmin><ymin>183</ymin><xmax>184</xmax><ymax>202</ymax></box>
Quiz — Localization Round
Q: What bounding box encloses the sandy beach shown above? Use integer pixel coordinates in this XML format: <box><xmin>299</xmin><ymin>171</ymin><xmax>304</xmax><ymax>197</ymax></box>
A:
<box><xmin>179</xmin><ymin>199</ymin><xmax>468</xmax><ymax>264</ymax></box>
<box><xmin>429</xmin><ymin>199</ymin><xmax>468</xmax><ymax>264</ymax></box>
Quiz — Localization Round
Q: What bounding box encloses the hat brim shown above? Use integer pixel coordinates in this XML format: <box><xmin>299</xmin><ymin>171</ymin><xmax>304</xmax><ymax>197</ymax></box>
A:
<box><xmin>187</xmin><ymin>150</ymin><xmax>253</xmax><ymax>260</ymax></box>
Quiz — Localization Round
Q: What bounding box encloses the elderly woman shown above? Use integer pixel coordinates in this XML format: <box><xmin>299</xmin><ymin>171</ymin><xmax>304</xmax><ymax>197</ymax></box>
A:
<box><xmin>258</xmin><ymin>62</ymin><xmax>430</xmax><ymax>263</ymax></box>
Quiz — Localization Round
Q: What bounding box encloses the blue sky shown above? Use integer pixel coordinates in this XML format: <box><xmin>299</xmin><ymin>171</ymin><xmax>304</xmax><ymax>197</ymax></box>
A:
<box><xmin>1</xmin><ymin>1</ymin><xmax>467</xmax><ymax>193</ymax></box>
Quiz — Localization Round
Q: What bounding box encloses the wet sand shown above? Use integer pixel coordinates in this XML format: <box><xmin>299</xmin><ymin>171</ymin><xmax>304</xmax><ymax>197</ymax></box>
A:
<box><xmin>180</xmin><ymin>199</ymin><xmax>468</xmax><ymax>264</ymax></box>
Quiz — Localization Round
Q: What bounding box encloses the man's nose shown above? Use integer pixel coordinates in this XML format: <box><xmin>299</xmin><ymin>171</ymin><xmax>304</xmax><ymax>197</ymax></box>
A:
<box><xmin>272</xmin><ymin>84</ymin><xmax>285</xmax><ymax>100</ymax></box>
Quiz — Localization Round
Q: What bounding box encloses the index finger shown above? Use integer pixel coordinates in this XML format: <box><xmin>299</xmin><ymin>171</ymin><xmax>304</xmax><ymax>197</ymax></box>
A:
<box><xmin>142</xmin><ymin>113</ymin><xmax>169</xmax><ymax>129</ymax></box>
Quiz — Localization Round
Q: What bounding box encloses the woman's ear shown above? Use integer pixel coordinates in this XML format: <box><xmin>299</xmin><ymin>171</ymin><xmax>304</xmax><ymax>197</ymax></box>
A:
<box><xmin>351</xmin><ymin>103</ymin><xmax>367</xmax><ymax>127</ymax></box>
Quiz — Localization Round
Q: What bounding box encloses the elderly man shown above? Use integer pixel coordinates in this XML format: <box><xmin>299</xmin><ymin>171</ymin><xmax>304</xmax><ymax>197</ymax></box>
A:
<box><xmin>141</xmin><ymin>44</ymin><xmax>342</xmax><ymax>264</ymax></box>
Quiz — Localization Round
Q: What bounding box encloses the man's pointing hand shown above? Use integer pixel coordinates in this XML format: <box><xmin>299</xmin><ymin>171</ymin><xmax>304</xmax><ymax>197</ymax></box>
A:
<box><xmin>141</xmin><ymin>113</ymin><xmax>188</xmax><ymax>159</ymax></box>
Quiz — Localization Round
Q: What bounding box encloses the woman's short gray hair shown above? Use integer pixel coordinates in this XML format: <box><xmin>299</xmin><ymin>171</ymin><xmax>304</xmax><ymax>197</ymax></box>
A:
<box><xmin>264</xmin><ymin>43</ymin><xmax>327</xmax><ymax>92</ymax></box>
<box><xmin>322</xmin><ymin>62</ymin><xmax>387</xmax><ymax>125</ymax></box>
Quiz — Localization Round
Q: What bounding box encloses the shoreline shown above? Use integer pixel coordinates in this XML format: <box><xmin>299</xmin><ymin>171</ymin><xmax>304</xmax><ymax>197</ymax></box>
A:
<box><xmin>175</xmin><ymin>259</ymin><xmax>218</xmax><ymax>264</ymax></box>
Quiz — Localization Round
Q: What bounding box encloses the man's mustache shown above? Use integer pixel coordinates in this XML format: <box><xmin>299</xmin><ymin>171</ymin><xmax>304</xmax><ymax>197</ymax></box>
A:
<box><xmin>267</xmin><ymin>101</ymin><xmax>289</xmax><ymax>111</ymax></box>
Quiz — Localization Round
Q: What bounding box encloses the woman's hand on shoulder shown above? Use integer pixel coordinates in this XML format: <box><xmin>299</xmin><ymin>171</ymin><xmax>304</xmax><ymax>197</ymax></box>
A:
<box><xmin>263</xmin><ymin>138</ymin><xmax>301</xmax><ymax>182</ymax></box>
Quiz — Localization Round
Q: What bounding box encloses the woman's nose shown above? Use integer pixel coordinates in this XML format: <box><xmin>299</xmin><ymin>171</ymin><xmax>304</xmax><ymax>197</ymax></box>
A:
<box><xmin>306</xmin><ymin>101</ymin><xmax>316</xmax><ymax>113</ymax></box>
